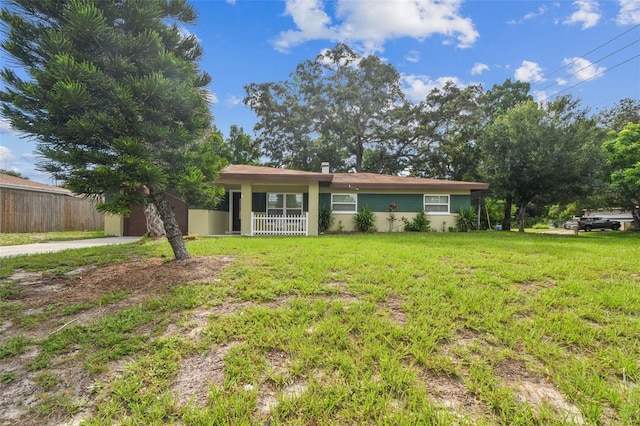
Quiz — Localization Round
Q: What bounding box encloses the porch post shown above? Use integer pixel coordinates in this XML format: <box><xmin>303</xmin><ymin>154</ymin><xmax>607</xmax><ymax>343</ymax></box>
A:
<box><xmin>307</xmin><ymin>181</ymin><xmax>319</xmax><ymax>236</ymax></box>
<box><xmin>241</xmin><ymin>182</ymin><xmax>253</xmax><ymax>236</ymax></box>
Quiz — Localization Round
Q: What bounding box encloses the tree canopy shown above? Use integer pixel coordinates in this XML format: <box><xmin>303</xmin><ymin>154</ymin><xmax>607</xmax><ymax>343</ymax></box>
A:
<box><xmin>602</xmin><ymin>122</ymin><xmax>640</xmax><ymax>228</ymax></box>
<box><xmin>0</xmin><ymin>0</ymin><xmax>221</xmax><ymax>259</ymax></box>
<box><xmin>207</xmin><ymin>125</ymin><xmax>261</xmax><ymax>166</ymax></box>
<box><xmin>245</xmin><ymin>43</ymin><xmax>405</xmax><ymax>173</ymax></box>
<box><xmin>478</xmin><ymin>97</ymin><xmax>603</xmax><ymax>231</ymax></box>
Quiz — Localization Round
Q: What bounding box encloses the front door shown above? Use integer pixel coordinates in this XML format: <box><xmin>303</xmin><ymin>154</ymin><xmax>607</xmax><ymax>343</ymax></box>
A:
<box><xmin>231</xmin><ymin>191</ymin><xmax>241</xmax><ymax>232</ymax></box>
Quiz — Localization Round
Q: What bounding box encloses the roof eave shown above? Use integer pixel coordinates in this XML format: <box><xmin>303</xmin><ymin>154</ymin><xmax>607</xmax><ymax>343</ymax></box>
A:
<box><xmin>217</xmin><ymin>173</ymin><xmax>334</xmax><ymax>184</ymax></box>
<box><xmin>329</xmin><ymin>182</ymin><xmax>489</xmax><ymax>190</ymax></box>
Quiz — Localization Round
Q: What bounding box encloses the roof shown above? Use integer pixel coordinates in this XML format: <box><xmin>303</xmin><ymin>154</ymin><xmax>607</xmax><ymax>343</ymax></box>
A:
<box><xmin>330</xmin><ymin>172</ymin><xmax>489</xmax><ymax>190</ymax></box>
<box><xmin>218</xmin><ymin>165</ymin><xmax>489</xmax><ymax>191</ymax></box>
<box><xmin>0</xmin><ymin>173</ymin><xmax>72</xmax><ymax>195</ymax></box>
<box><xmin>218</xmin><ymin>165</ymin><xmax>333</xmax><ymax>183</ymax></box>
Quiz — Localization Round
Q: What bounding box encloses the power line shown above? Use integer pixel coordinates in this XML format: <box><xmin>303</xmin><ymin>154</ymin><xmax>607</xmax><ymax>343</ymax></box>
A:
<box><xmin>539</xmin><ymin>23</ymin><xmax>640</xmax><ymax>81</ymax></box>
<box><xmin>540</xmin><ymin>53</ymin><xmax>640</xmax><ymax>102</ymax></box>
<box><xmin>537</xmin><ymin>37</ymin><xmax>640</xmax><ymax>93</ymax></box>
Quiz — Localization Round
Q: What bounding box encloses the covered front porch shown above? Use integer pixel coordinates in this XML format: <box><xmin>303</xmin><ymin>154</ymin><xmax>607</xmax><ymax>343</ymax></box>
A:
<box><xmin>225</xmin><ymin>182</ymin><xmax>319</xmax><ymax>236</ymax></box>
<box><xmin>208</xmin><ymin>165</ymin><xmax>331</xmax><ymax>236</ymax></box>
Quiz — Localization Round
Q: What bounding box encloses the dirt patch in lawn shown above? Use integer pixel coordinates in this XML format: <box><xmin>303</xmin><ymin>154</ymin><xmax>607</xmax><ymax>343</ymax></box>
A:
<box><xmin>0</xmin><ymin>256</ymin><xmax>232</xmax><ymax>426</ymax></box>
<box><xmin>494</xmin><ymin>359</ymin><xmax>585</xmax><ymax>424</ymax></box>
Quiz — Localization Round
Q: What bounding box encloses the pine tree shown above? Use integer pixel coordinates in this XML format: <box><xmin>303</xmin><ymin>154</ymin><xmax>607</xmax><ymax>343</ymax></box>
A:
<box><xmin>0</xmin><ymin>0</ymin><xmax>221</xmax><ymax>259</ymax></box>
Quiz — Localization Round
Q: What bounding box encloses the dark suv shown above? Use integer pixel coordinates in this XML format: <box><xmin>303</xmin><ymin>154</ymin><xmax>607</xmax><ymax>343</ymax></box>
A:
<box><xmin>577</xmin><ymin>217</ymin><xmax>621</xmax><ymax>231</ymax></box>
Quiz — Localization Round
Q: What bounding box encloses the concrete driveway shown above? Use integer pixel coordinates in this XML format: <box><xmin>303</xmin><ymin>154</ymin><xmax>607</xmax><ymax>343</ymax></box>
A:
<box><xmin>0</xmin><ymin>237</ymin><xmax>142</xmax><ymax>258</ymax></box>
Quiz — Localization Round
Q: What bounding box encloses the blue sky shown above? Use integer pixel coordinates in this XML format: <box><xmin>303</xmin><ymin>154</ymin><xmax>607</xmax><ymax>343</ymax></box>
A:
<box><xmin>1</xmin><ymin>0</ymin><xmax>639</xmax><ymax>183</ymax></box>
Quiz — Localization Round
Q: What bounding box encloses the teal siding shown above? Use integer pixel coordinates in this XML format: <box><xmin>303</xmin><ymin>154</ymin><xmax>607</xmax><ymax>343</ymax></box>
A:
<box><xmin>319</xmin><ymin>193</ymin><xmax>331</xmax><ymax>209</ymax></box>
<box><xmin>320</xmin><ymin>192</ymin><xmax>472</xmax><ymax>213</ymax></box>
<box><xmin>199</xmin><ymin>191</ymin><xmax>469</xmax><ymax>213</ymax></box>
<box><xmin>357</xmin><ymin>194</ymin><xmax>423</xmax><ymax>212</ymax></box>
<box><xmin>252</xmin><ymin>193</ymin><xmax>266</xmax><ymax>212</ymax></box>
<box><xmin>450</xmin><ymin>195</ymin><xmax>471</xmax><ymax>213</ymax></box>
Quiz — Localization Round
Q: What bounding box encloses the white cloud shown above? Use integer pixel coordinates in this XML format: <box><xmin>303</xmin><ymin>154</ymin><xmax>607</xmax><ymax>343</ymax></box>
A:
<box><xmin>515</xmin><ymin>61</ymin><xmax>545</xmax><ymax>83</ymax></box>
<box><xmin>617</xmin><ymin>0</ymin><xmax>640</xmax><ymax>24</ymax></box>
<box><xmin>0</xmin><ymin>146</ymin><xmax>17</xmax><ymax>169</ymax></box>
<box><xmin>226</xmin><ymin>94</ymin><xmax>242</xmax><ymax>106</ymax></box>
<box><xmin>508</xmin><ymin>5</ymin><xmax>554</xmax><ymax>24</ymax></box>
<box><xmin>226</xmin><ymin>0</ymin><xmax>236</xmax><ymax>5</ymax></box>
<box><xmin>0</xmin><ymin>118</ymin><xmax>21</xmax><ymax>137</ymax></box>
<box><xmin>401</xmin><ymin>74</ymin><xmax>462</xmax><ymax>102</ymax></box>
<box><xmin>273</xmin><ymin>0</ymin><xmax>479</xmax><ymax>53</ymax></box>
<box><xmin>405</xmin><ymin>50</ymin><xmax>420</xmax><ymax>63</ymax></box>
<box><xmin>470</xmin><ymin>62</ymin><xmax>489</xmax><ymax>75</ymax></box>
<box><xmin>564</xmin><ymin>0</ymin><xmax>601</xmax><ymax>29</ymax></box>
<box><xmin>524</xmin><ymin>5</ymin><xmax>549</xmax><ymax>20</ymax></box>
<box><xmin>532</xmin><ymin>90</ymin><xmax>549</xmax><ymax>103</ymax></box>
<box><xmin>562</xmin><ymin>57</ymin><xmax>607</xmax><ymax>82</ymax></box>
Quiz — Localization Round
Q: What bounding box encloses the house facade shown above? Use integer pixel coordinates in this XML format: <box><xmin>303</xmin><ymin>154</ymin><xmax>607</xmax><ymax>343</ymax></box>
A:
<box><xmin>105</xmin><ymin>164</ymin><xmax>489</xmax><ymax>236</ymax></box>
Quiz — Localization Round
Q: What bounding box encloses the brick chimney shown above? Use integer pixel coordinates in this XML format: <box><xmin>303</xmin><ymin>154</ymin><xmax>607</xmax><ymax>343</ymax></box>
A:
<box><xmin>321</xmin><ymin>162</ymin><xmax>330</xmax><ymax>174</ymax></box>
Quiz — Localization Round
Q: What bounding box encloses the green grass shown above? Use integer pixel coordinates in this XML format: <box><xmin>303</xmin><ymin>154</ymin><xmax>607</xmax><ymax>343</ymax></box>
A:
<box><xmin>1</xmin><ymin>232</ymin><xmax>639</xmax><ymax>424</ymax></box>
<box><xmin>0</xmin><ymin>230</ymin><xmax>105</xmax><ymax>246</ymax></box>
<box><xmin>0</xmin><ymin>238</ymin><xmax>151</xmax><ymax>279</ymax></box>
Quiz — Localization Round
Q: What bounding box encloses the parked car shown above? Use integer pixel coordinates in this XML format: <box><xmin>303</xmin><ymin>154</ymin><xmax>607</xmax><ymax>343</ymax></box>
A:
<box><xmin>563</xmin><ymin>220</ymin><xmax>578</xmax><ymax>229</ymax></box>
<box><xmin>577</xmin><ymin>217</ymin><xmax>621</xmax><ymax>231</ymax></box>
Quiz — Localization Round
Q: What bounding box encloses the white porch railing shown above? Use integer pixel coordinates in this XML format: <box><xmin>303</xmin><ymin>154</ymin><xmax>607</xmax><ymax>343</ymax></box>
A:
<box><xmin>251</xmin><ymin>212</ymin><xmax>309</xmax><ymax>236</ymax></box>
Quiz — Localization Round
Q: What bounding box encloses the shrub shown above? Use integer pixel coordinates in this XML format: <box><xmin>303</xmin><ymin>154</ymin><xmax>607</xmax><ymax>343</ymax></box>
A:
<box><xmin>318</xmin><ymin>205</ymin><xmax>335</xmax><ymax>233</ymax></box>
<box><xmin>456</xmin><ymin>207</ymin><xmax>477</xmax><ymax>232</ymax></box>
<box><xmin>353</xmin><ymin>206</ymin><xmax>376</xmax><ymax>232</ymax></box>
<box><xmin>404</xmin><ymin>210</ymin><xmax>430</xmax><ymax>232</ymax></box>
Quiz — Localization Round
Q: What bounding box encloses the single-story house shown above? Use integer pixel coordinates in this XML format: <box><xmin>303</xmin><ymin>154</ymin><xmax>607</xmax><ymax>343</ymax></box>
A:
<box><xmin>105</xmin><ymin>163</ymin><xmax>488</xmax><ymax>236</ymax></box>
<box><xmin>0</xmin><ymin>173</ymin><xmax>104</xmax><ymax>233</ymax></box>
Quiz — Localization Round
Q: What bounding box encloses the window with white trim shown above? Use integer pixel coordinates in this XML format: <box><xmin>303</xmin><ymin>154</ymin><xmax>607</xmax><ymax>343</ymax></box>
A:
<box><xmin>331</xmin><ymin>193</ymin><xmax>357</xmax><ymax>213</ymax></box>
<box><xmin>267</xmin><ymin>193</ymin><xmax>303</xmax><ymax>216</ymax></box>
<box><xmin>424</xmin><ymin>195</ymin><xmax>449</xmax><ymax>213</ymax></box>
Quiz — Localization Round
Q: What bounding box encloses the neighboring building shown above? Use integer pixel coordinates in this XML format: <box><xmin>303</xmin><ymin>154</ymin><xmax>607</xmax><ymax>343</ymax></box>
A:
<box><xmin>105</xmin><ymin>192</ymin><xmax>188</xmax><ymax>237</ymax></box>
<box><xmin>105</xmin><ymin>163</ymin><xmax>489</xmax><ymax>236</ymax></box>
<box><xmin>0</xmin><ymin>173</ymin><xmax>103</xmax><ymax>233</ymax></box>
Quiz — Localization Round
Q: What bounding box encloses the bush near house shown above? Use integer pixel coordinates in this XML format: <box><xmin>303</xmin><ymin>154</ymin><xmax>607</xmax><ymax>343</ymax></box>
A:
<box><xmin>353</xmin><ymin>206</ymin><xmax>376</xmax><ymax>232</ymax></box>
<box><xmin>403</xmin><ymin>210</ymin><xmax>431</xmax><ymax>232</ymax></box>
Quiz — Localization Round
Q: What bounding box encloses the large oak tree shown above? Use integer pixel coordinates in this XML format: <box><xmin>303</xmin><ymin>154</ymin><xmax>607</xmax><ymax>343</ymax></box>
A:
<box><xmin>0</xmin><ymin>0</ymin><xmax>220</xmax><ymax>259</ymax></box>
<box><xmin>244</xmin><ymin>43</ymin><xmax>404</xmax><ymax>173</ymax></box>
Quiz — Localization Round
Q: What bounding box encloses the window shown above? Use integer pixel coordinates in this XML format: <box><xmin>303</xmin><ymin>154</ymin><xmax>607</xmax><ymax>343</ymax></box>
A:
<box><xmin>424</xmin><ymin>195</ymin><xmax>449</xmax><ymax>213</ymax></box>
<box><xmin>267</xmin><ymin>193</ymin><xmax>303</xmax><ymax>216</ymax></box>
<box><xmin>331</xmin><ymin>193</ymin><xmax>357</xmax><ymax>213</ymax></box>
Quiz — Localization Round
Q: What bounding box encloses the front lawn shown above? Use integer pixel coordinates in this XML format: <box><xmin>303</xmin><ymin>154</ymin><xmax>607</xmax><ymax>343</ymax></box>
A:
<box><xmin>0</xmin><ymin>230</ymin><xmax>105</xmax><ymax>246</ymax></box>
<box><xmin>0</xmin><ymin>232</ymin><xmax>638</xmax><ymax>425</ymax></box>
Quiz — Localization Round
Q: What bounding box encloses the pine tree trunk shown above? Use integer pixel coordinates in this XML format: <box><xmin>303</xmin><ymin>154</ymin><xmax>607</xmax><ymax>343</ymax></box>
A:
<box><xmin>144</xmin><ymin>202</ymin><xmax>165</xmax><ymax>237</ymax></box>
<box><xmin>148</xmin><ymin>187</ymin><xmax>190</xmax><ymax>260</ymax></box>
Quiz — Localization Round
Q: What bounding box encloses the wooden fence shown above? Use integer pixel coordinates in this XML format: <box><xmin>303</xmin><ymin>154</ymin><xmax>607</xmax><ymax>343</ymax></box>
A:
<box><xmin>0</xmin><ymin>188</ymin><xmax>104</xmax><ymax>233</ymax></box>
